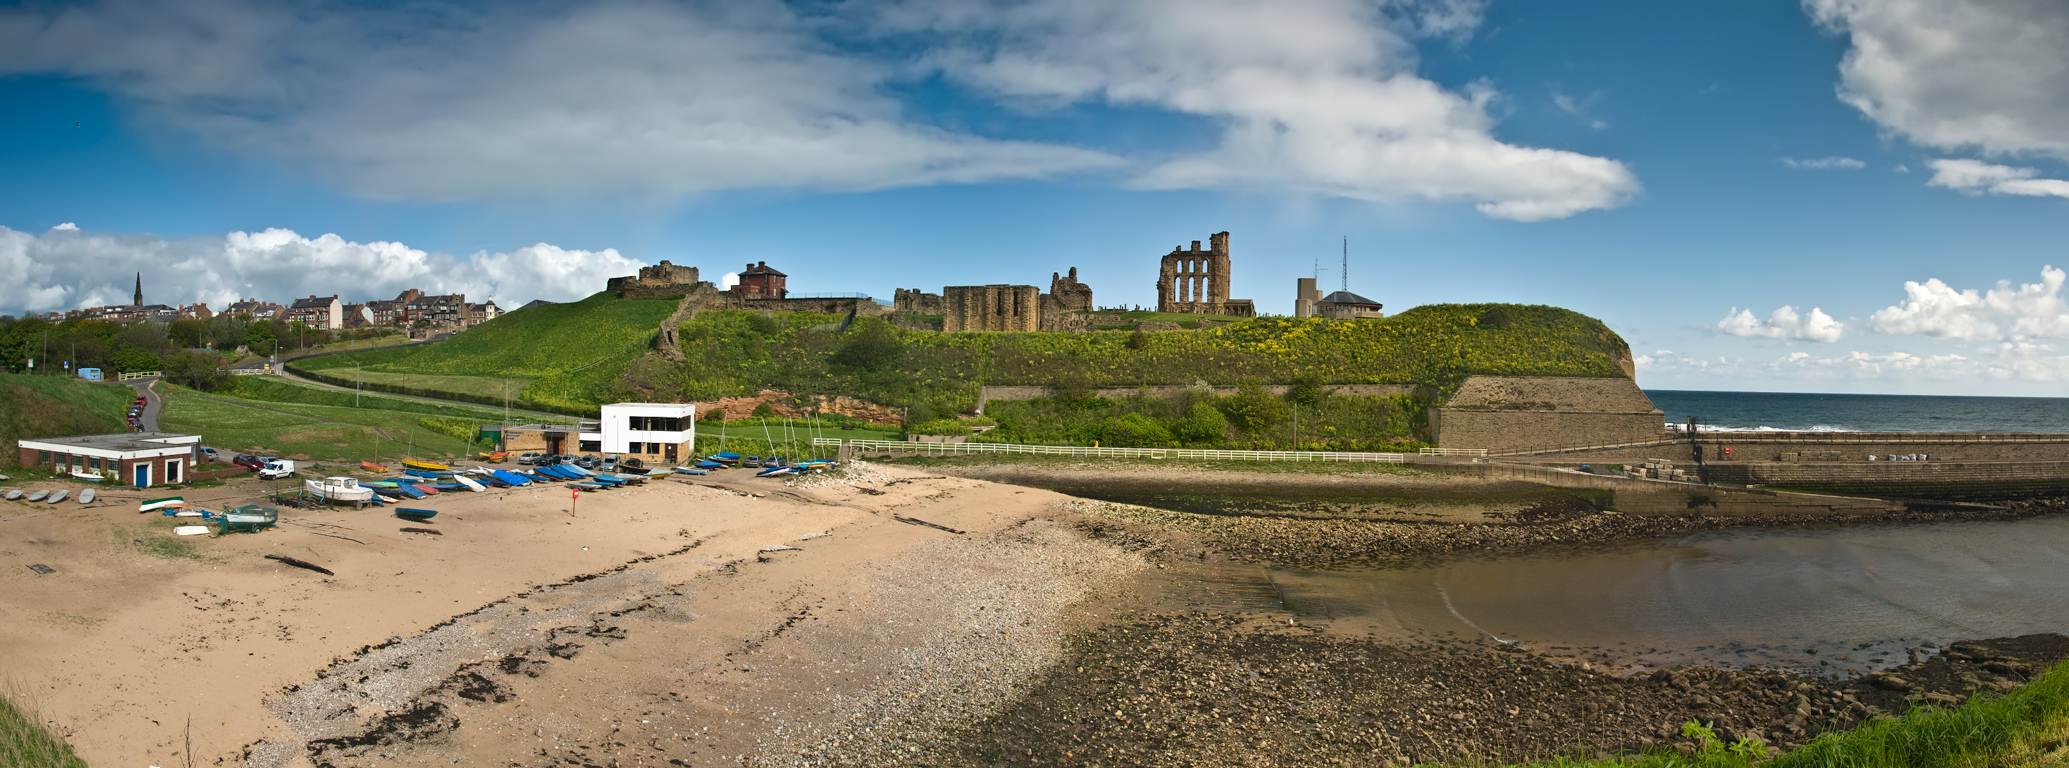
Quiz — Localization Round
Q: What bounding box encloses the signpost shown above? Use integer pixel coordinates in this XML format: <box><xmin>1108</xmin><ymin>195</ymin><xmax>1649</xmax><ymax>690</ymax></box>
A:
<box><xmin>571</xmin><ymin>486</ymin><xmax>579</xmax><ymax>517</ymax></box>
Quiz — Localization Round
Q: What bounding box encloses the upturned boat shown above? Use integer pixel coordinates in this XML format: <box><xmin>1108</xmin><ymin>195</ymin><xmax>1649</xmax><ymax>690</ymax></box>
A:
<box><xmin>401</xmin><ymin>459</ymin><xmax>449</xmax><ymax>472</ymax></box>
<box><xmin>139</xmin><ymin>496</ymin><xmax>185</xmax><ymax>512</ymax></box>
<box><xmin>25</xmin><ymin>490</ymin><xmax>48</xmax><ymax>502</ymax></box>
<box><xmin>395</xmin><ymin>507</ymin><xmax>438</xmax><ymax>521</ymax></box>
<box><xmin>46</xmin><ymin>490</ymin><xmax>69</xmax><ymax>503</ymax></box>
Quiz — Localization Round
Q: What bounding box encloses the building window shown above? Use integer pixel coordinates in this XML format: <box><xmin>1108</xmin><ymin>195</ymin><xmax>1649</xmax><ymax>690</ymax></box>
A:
<box><xmin>579</xmin><ymin>440</ymin><xmax>601</xmax><ymax>452</ymax></box>
<box><xmin>38</xmin><ymin>450</ymin><xmax>49</xmax><ymax>464</ymax></box>
<box><xmin>89</xmin><ymin>457</ymin><xmax>102</xmax><ymax>472</ymax></box>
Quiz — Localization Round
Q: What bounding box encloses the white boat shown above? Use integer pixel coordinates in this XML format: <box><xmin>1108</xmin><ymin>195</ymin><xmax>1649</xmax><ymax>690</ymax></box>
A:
<box><xmin>452</xmin><ymin>475</ymin><xmax>486</xmax><ymax>493</ymax></box>
<box><xmin>47</xmin><ymin>490</ymin><xmax>69</xmax><ymax>503</ymax></box>
<box><xmin>25</xmin><ymin>490</ymin><xmax>48</xmax><ymax>502</ymax></box>
<box><xmin>79</xmin><ymin>488</ymin><xmax>95</xmax><ymax>504</ymax></box>
<box><xmin>4</xmin><ymin>489</ymin><xmax>21</xmax><ymax>501</ymax></box>
<box><xmin>306</xmin><ymin>476</ymin><xmax>376</xmax><ymax>505</ymax></box>
<box><xmin>139</xmin><ymin>497</ymin><xmax>186</xmax><ymax>512</ymax></box>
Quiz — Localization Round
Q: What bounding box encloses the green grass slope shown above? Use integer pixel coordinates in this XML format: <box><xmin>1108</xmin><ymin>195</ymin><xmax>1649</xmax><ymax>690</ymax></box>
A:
<box><xmin>0</xmin><ymin>372</ymin><xmax>133</xmax><ymax>469</ymax></box>
<box><xmin>294</xmin><ymin>291</ymin><xmax>680</xmax><ymax>413</ymax></box>
<box><xmin>637</xmin><ymin>302</ymin><xmax>1630</xmax><ymax>414</ymax></box>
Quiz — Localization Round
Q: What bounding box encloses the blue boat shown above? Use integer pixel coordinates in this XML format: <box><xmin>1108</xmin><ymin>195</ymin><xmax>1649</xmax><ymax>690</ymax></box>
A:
<box><xmin>551</xmin><ymin>466</ymin><xmax>586</xmax><ymax>479</ymax></box>
<box><xmin>588</xmin><ymin>474</ymin><xmax>625</xmax><ymax>486</ymax></box>
<box><xmin>404</xmin><ymin>469</ymin><xmax>443</xmax><ymax>479</ymax></box>
<box><xmin>381</xmin><ymin>483</ymin><xmax>427</xmax><ymax>500</ymax></box>
<box><xmin>490</xmin><ymin>470</ymin><xmax>533</xmax><ymax>486</ymax></box>
<box><xmin>395</xmin><ymin>507</ymin><xmax>438</xmax><ymax>521</ymax></box>
<box><xmin>694</xmin><ymin>460</ymin><xmax>725</xmax><ymax>469</ymax></box>
<box><xmin>563</xmin><ymin>465</ymin><xmax>596</xmax><ymax>477</ymax></box>
<box><xmin>756</xmin><ymin>465</ymin><xmax>799</xmax><ymax>477</ymax></box>
<box><xmin>530</xmin><ymin>466</ymin><xmax>566</xmax><ymax>479</ymax></box>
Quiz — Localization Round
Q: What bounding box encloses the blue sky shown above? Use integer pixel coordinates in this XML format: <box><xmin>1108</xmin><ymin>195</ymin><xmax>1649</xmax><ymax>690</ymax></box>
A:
<box><xmin>3</xmin><ymin>0</ymin><xmax>2068</xmax><ymax>395</ymax></box>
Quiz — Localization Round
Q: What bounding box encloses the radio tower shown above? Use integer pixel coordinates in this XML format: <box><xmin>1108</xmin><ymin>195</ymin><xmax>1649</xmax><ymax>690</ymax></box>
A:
<box><xmin>1341</xmin><ymin>238</ymin><xmax>1348</xmax><ymax>293</ymax></box>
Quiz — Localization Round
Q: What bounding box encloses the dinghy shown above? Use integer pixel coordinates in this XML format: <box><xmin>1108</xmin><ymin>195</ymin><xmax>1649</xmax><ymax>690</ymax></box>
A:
<box><xmin>381</xmin><ymin>483</ymin><xmax>426</xmax><ymax>500</ymax></box>
<box><xmin>401</xmin><ymin>459</ymin><xmax>449</xmax><ymax>472</ymax></box>
<box><xmin>361</xmin><ymin>461</ymin><xmax>392</xmax><ymax>473</ymax></box>
<box><xmin>395</xmin><ymin>507</ymin><xmax>438</xmax><ymax>521</ymax></box>
<box><xmin>452</xmin><ymin>475</ymin><xmax>486</xmax><ymax>492</ymax></box>
<box><xmin>676</xmin><ymin>468</ymin><xmax>709</xmax><ymax>476</ymax></box>
<box><xmin>140</xmin><ymin>496</ymin><xmax>185</xmax><ymax>512</ymax></box>
<box><xmin>215</xmin><ymin>504</ymin><xmax>278</xmax><ymax>534</ymax></box>
<box><xmin>490</xmin><ymin>470</ymin><xmax>533</xmax><ymax>486</ymax></box>
<box><xmin>46</xmin><ymin>490</ymin><xmax>70</xmax><ymax>503</ymax></box>
<box><xmin>412</xmin><ymin>484</ymin><xmax>440</xmax><ymax>495</ymax></box>
<box><xmin>5</xmin><ymin>489</ymin><xmax>22</xmax><ymax>501</ymax></box>
<box><xmin>25</xmin><ymin>490</ymin><xmax>48</xmax><ymax>502</ymax></box>
<box><xmin>404</xmin><ymin>469</ymin><xmax>443</xmax><ymax>480</ymax></box>
<box><xmin>78</xmin><ymin>488</ymin><xmax>95</xmax><ymax>504</ymax></box>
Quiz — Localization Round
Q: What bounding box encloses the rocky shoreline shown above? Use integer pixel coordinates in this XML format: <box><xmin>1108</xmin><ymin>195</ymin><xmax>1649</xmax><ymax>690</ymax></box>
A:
<box><xmin>920</xmin><ymin>613</ymin><xmax>2069</xmax><ymax>767</ymax></box>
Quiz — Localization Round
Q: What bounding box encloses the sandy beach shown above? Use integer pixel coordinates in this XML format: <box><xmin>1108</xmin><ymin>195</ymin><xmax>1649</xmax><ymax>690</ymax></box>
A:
<box><xmin>0</xmin><ymin>463</ymin><xmax>1139</xmax><ymax>767</ymax></box>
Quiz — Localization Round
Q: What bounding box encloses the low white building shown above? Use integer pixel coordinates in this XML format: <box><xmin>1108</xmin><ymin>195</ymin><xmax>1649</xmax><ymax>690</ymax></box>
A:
<box><xmin>601</xmin><ymin>403</ymin><xmax>696</xmax><ymax>463</ymax></box>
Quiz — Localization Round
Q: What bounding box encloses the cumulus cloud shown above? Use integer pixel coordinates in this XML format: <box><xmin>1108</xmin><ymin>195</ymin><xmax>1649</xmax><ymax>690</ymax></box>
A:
<box><xmin>1927</xmin><ymin>159</ymin><xmax>2069</xmax><ymax>199</ymax></box>
<box><xmin>1782</xmin><ymin>156</ymin><xmax>1866</xmax><ymax>170</ymax></box>
<box><xmin>1868</xmin><ymin>265</ymin><xmax>2069</xmax><ymax>340</ymax></box>
<box><xmin>0</xmin><ymin>224</ymin><xmax>643</xmax><ymax>316</ymax></box>
<box><xmin>1716</xmin><ymin>306</ymin><xmax>1847</xmax><ymax>342</ymax></box>
<box><xmin>1806</xmin><ymin>0</ymin><xmax>2069</xmax><ymax>158</ymax></box>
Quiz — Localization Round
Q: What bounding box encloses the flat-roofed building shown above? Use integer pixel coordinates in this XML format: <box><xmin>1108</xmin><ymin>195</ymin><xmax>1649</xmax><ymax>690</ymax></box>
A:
<box><xmin>17</xmin><ymin>432</ymin><xmax>202</xmax><ymax>487</ymax></box>
<box><xmin>503</xmin><ymin>403</ymin><xmax>697</xmax><ymax>464</ymax></box>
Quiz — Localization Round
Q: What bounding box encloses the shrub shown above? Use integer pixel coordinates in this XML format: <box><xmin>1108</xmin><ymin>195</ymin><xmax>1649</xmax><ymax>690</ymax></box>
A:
<box><xmin>1100</xmin><ymin>413</ymin><xmax>1172</xmax><ymax>447</ymax></box>
<box><xmin>1174</xmin><ymin>402</ymin><xmax>1227</xmax><ymax>444</ymax></box>
<box><xmin>1221</xmin><ymin>383</ymin><xmax>1287</xmax><ymax>434</ymax></box>
<box><xmin>906</xmin><ymin>419</ymin><xmax>970</xmax><ymax>436</ymax></box>
<box><xmin>751</xmin><ymin>401</ymin><xmax>776</xmax><ymax>419</ymax></box>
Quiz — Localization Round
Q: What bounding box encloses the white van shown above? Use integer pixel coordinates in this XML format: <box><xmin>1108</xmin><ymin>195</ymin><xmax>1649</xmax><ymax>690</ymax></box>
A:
<box><xmin>259</xmin><ymin>458</ymin><xmax>297</xmax><ymax>480</ymax></box>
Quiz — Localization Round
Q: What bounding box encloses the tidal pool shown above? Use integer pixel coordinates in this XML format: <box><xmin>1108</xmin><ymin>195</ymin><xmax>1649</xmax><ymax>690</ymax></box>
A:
<box><xmin>1157</xmin><ymin>515</ymin><xmax>2069</xmax><ymax>676</ymax></box>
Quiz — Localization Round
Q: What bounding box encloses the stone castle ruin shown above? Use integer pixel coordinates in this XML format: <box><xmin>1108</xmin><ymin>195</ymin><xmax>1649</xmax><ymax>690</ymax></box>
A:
<box><xmin>607</xmin><ymin>261</ymin><xmax>701</xmax><ymax>299</ymax></box>
<box><xmin>1157</xmin><ymin>232</ymin><xmax>1255</xmax><ymax>317</ymax></box>
<box><xmin>1047</xmin><ymin>267</ymin><xmax>1093</xmax><ymax>313</ymax></box>
<box><xmin>942</xmin><ymin>285</ymin><xmax>1041</xmax><ymax>331</ymax></box>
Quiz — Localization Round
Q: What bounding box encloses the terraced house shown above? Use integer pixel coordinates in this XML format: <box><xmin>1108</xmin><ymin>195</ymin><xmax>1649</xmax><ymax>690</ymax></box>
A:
<box><xmin>285</xmin><ymin>295</ymin><xmax>344</xmax><ymax>329</ymax></box>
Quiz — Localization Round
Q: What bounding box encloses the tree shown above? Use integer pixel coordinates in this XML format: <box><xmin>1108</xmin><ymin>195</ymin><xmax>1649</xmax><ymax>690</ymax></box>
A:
<box><xmin>1222</xmin><ymin>383</ymin><xmax>1287</xmax><ymax>434</ymax></box>
<box><xmin>832</xmin><ymin>318</ymin><xmax>901</xmax><ymax>372</ymax></box>
<box><xmin>207</xmin><ymin>314</ymin><xmax>250</xmax><ymax>350</ymax></box>
<box><xmin>110</xmin><ymin>344</ymin><xmax>162</xmax><ymax>373</ymax></box>
<box><xmin>1287</xmin><ymin>376</ymin><xmax>1325</xmax><ymax>408</ymax></box>
<box><xmin>164</xmin><ymin>350</ymin><xmax>229</xmax><ymax>392</ymax></box>
<box><xmin>1174</xmin><ymin>402</ymin><xmax>1227</xmax><ymax>445</ymax></box>
<box><xmin>168</xmin><ymin>318</ymin><xmax>208</xmax><ymax>349</ymax></box>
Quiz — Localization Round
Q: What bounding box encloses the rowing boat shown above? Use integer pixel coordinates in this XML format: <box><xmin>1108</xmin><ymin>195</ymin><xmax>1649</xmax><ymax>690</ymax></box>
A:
<box><xmin>395</xmin><ymin>507</ymin><xmax>438</xmax><ymax>521</ymax></box>
<box><xmin>25</xmin><ymin>490</ymin><xmax>48</xmax><ymax>502</ymax></box>
<box><xmin>79</xmin><ymin>488</ymin><xmax>95</xmax><ymax>504</ymax></box>
<box><xmin>400</xmin><ymin>459</ymin><xmax>450</xmax><ymax>472</ymax></box>
<box><xmin>4</xmin><ymin>489</ymin><xmax>21</xmax><ymax>500</ymax></box>
<box><xmin>140</xmin><ymin>496</ymin><xmax>185</xmax><ymax>512</ymax></box>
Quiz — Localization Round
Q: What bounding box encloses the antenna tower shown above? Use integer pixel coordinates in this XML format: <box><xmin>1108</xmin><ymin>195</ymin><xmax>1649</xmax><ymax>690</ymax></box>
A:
<box><xmin>1341</xmin><ymin>237</ymin><xmax>1349</xmax><ymax>293</ymax></box>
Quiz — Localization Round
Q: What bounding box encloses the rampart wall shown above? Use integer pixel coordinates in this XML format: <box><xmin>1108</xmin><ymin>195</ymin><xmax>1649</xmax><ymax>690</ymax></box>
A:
<box><xmin>1433</xmin><ymin>375</ymin><xmax>1665</xmax><ymax>453</ymax></box>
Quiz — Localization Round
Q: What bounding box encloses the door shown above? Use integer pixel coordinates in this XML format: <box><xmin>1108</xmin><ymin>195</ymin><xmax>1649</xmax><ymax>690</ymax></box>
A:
<box><xmin>134</xmin><ymin>463</ymin><xmax>151</xmax><ymax>488</ymax></box>
<box><xmin>666</xmin><ymin>443</ymin><xmax>677</xmax><ymax>462</ymax></box>
<box><xmin>166</xmin><ymin>459</ymin><xmax>182</xmax><ymax>483</ymax></box>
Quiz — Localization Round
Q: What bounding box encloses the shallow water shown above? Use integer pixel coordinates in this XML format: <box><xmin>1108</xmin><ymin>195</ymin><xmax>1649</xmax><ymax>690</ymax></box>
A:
<box><xmin>1170</xmin><ymin>516</ymin><xmax>2069</xmax><ymax>676</ymax></box>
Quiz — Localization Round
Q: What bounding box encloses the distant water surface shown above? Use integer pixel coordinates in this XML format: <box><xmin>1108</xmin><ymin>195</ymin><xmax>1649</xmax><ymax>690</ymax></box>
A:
<box><xmin>1645</xmin><ymin>390</ymin><xmax>2069</xmax><ymax>433</ymax></box>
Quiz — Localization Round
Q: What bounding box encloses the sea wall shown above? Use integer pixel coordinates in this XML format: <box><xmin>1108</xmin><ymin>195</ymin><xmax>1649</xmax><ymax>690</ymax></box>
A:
<box><xmin>1531</xmin><ymin>432</ymin><xmax>2069</xmax><ymax>462</ymax></box>
<box><xmin>1433</xmin><ymin>462</ymin><xmax>1904</xmax><ymax>516</ymax></box>
<box><xmin>1432</xmin><ymin>376</ymin><xmax>1666</xmax><ymax>454</ymax></box>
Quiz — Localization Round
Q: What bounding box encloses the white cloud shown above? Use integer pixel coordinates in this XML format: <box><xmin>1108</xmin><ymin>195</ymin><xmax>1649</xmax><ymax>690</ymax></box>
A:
<box><xmin>1868</xmin><ymin>265</ymin><xmax>2069</xmax><ymax>340</ymax></box>
<box><xmin>0</xmin><ymin>0</ymin><xmax>1635</xmax><ymax>220</ymax></box>
<box><xmin>50</xmin><ymin>222</ymin><xmax>78</xmax><ymax>231</ymax></box>
<box><xmin>0</xmin><ymin>224</ymin><xmax>644</xmax><ymax>316</ymax></box>
<box><xmin>1782</xmin><ymin>156</ymin><xmax>1866</xmax><ymax>170</ymax></box>
<box><xmin>1551</xmin><ymin>89</ymin><xmax>1608</xmax><ymax>130</ymax></box>
<box><xmin>863</xmin><ymin>0</ymin><xmax>1638</xmax><ymax>220</ymax></box>
<box><xmin>1716</xmin><ymin>305</ymin><xmax>1847</xmax><ymax>342</ymax></box>
<box><xmin>1807</xmin><ymin>0</ymin><xmax>2069</xmax><ymax>158</ymax></box>
<box><xmin>1927</xmin><ymin>158</ymin><xmax>2069</xmax><ymax>199</ymax></box>
<box><xmin>720</xmin><ymin>272</ymin><xmax>740</xmax><ymax>290</ymax></box>
<box><xmin>0</xmin><ymin>1</ymin><xmax>1120</xmax><ymax>202</ymax></box>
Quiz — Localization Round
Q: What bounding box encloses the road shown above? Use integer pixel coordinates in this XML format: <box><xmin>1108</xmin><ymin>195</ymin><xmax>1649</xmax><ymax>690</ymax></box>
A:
<box><xmin>122</xmin><ymin>377</ymin><xmax>162</xmax><ymax>432</ymax></box>
<box><xmin>273</xmin><ymin>367</ymin><xmax>574</xmax><ymax>423</ymax></box>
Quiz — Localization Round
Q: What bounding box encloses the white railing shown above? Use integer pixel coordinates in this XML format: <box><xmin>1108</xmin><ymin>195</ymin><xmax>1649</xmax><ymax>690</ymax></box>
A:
<box><xmin>229</xmin><ymin>368</ymin><xmax>280</xmax><ymax>376</ymax></box>
<box><xmin>828</xmin><ymin>438</ymin><xmax>1404</xmax><ymax>464</ymax></box>
<box><xmin>118</xmin><ymin>371</ymin><xmax>163</xmax><ymax>381</ymax></box>
<box><xmin>1419</xmin><ymin>447</ymin><xmax>1488</xmax><ymax>457</ymax></box>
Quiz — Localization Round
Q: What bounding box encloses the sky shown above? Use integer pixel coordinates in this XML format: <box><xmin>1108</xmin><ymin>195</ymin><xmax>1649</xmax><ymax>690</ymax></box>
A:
<box><xmin>2</xmin><ymin>0</ymin><xmax>2068</xmax><ymax>396</ymax></box>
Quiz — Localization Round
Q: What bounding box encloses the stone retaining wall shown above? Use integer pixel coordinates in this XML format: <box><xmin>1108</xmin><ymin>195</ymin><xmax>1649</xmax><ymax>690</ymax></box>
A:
<box><xmin>976</xmin><ymin>383</ymin><xmax>1415</xmax><ymax>412</ymax></box>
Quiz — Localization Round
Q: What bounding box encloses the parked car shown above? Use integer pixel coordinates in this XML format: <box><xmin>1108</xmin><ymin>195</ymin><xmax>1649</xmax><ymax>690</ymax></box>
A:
<box><xmin>743</xmin><ymin>455</ymin><xmax>763</xmax><ymax>468</ymax></box>
<box><xmin>600</xmin><ymin>456</ymin><xmax>619</xmax><ymax>473</ymax></box>
<box><xmin>133</xmin><ymin>396</ymin><xmax>147</xmax><ymax>406</ymax></box>
<box><xmin>199</xmin><ymin>447</ymin><xmax>219</xmax><ymax>462</ymax></box>
<box><xmin>576</xmin><ymin>454</ymin><xmax>600</xmax><ymax>469</ymax></box>
<box><xmin>517</xmin><ymin>452</ymin><xmax>544</xmax><ymax>465</ymax></box>
<box><xmin>233</xmin><ymin>454</ymin><xmax>264</xmax><ymax>471</ymax></box>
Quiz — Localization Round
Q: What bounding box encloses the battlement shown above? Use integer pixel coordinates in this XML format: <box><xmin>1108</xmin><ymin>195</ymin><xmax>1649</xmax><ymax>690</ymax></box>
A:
<box><xmin>608</xmin><ymin>260</ymin><xmax>705</xmax><ymax>298</ymax></box>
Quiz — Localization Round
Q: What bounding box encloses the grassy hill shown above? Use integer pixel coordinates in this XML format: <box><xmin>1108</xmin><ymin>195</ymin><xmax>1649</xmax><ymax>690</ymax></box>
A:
<box><xmin>293</xmin><ymin>291</ymin><xmax>680</xmax><ymax>413</ymax></box>
<box><xmin>0</xmin><ymin>373</ymin><xmax>133</xmax><ymax>469</ymax></box>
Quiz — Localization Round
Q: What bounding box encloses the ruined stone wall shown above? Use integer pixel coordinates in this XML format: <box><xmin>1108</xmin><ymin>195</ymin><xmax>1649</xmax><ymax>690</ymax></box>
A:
<box><xmin>608</xmin><ymin>260</ymin><xmax>703</xmax><ymax>298</ymax></box>
<box><xmin>1433</xmin><ymin>375</ymin><xmax>1667</xmax><ymax>453</ymax></box>
<box><xmin>943</xmin><ymin>285</ymin><xmax>1041</xmax><ymax>332</ymax></box>
<box><xmin>1048</xmin><ymin>267</ymin><xmax>1093</xmax><ymax>313</ymax></box>
<box><xmin>894</xmin><ymin>288</ymin><xmax>943</xmax><ymax>314</ymax></box>
<box><xmin>1156</xmin><ymin>231</ymin><xmax>1253</xmax><ymax>317</ymax></box>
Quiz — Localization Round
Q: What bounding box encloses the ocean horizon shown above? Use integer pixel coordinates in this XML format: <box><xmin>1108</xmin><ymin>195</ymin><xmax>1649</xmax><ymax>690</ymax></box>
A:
<box><xmin>1644</xmin><ymin>389</ymin><xmax>2069</xmax><ymax>434</ymax></box>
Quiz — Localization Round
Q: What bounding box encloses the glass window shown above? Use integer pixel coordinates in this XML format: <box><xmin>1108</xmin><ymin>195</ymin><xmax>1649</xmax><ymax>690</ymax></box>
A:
<box><xmin>89</xmin><ymin>457</ymin><xmax>101</xmax><ymax>472</ymax></box>
<box><xmin>579</xmin><ymin>440</ymin><xmax>600</xmax><ymax>452</ymax></box>
<box><xmin>38</xmin><ymin>450</ymin><xmax>48</xmax><ymax>464</ymax></box>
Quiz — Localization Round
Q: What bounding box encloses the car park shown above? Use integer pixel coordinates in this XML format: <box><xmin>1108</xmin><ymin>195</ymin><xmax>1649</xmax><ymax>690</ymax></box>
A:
<box><xmin>576</xmin><ymin>455</ymin><xmax>600</xmax><ymax>469</ymax></box>
<box><xmin>233</xmin><ymin>454</ymin><xmax>264</xmax><ymax>471</ymax></box>
<box><xmin>517</xmin><ymin>452</ymin><xmax>544</xmax><ymax>465</ymax></box>
<box><xmin>743</xmin><ymin>455</ymin><xmax>763</xmax><ymax>468</ymax></box>
<box><xmin>600</xmin><ymin>456</ymin><xmax>619</xmax><ymax>473</ymax></box>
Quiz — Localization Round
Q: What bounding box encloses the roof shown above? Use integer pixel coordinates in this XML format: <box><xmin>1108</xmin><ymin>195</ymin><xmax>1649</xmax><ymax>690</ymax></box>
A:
<box><xmin>1321</xmin><ymin>290</ymin><xmax>1381</xmax><ymax>307</ymax></box>
<box><xmin>290</xmin><ymin>296</ymin><xmax>339</xmax><ymax>309</ymax></box>
<box><xmin>742</xmin><ymin>262</ymin><xmax>787</xmax><ymax>277</ymax></box>
<box><xmin>19</xmin><ymin>432</ymin><xmax>201</xmax><ymax>454</ymax></box>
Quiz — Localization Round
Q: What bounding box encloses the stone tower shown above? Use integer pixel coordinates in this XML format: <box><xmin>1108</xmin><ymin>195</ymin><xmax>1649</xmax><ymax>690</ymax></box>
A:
<box><xmin>133</xmin><ymin>272</ymin><xmax>143</xmax><ymax>307</ymax></box>
<box><xmin>1156</xmin><ymin>232</ymin><xmax>1254</xmax><ymax>317</ymax></box>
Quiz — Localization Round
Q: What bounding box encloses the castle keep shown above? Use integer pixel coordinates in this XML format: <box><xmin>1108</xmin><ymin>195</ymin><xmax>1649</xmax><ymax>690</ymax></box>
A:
<box><xmin>1158</xmin><ymin>232</ymin><xmax>1255</xmax><ymax>317</ymax></box>
<box><xmin>942</xmin><ymin>285</ymin><xmax>1042</xmax><ymax>332</ymax></box>
<box><xmin>606</xmin><ymin>261</ymin><xmax>701</xmax><ymax>298</ymax></box>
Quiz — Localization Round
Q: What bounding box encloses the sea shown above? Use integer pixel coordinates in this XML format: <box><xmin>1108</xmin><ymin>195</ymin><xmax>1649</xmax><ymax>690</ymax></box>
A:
<box><xmin>1646</xmin><ymin>390</ymin><xmax>2069</xmax><ymax>434</ymax></box>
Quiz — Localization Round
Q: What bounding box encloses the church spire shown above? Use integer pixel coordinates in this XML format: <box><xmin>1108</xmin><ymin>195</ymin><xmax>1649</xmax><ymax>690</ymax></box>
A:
<box><xmin>134</xmin><ymin>272</ymin><xmax>143</xmax><ymax>307</ymax></box>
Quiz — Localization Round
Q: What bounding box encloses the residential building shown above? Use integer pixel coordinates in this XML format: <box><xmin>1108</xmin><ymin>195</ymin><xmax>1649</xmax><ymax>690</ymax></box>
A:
<box><xmin>226</xmin><ymin>298</ymin><xmax>283</xmax><ymax>319</ymax></box>
<box><xmin>17</xmin><ymin>432</ymin><xmax>202</xmax><ymax>487</ymax></box>
<box><xmin>285</xmin><ymin>295</ymin><xmax>344</xmax><ymax>329</ymax></box>
<box><xmin>341</xmin><ymin>303</ymin><xmax>374</xmax><ymax>328</ymax></box>
<box><xmin>465</xmin><ymin>300</ymin><xmax>501</xmax><ymax>327</ymax></box>
<box><xmin>730</xmin><ymin>261</ymin><xmax>788</xmax><ymax>299</ymax></box>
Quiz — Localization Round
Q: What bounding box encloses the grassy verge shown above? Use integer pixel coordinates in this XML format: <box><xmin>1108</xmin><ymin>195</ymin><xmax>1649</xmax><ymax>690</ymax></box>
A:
<box><xmin>295</xmin><ymin>370</ymin><xmax>535</xmax><ymax>403</ymax></box>
<box><xmin>1526</xmin><ymin>661</ymin><xmax>2069</xmax><ymax>767</ymax></box>
<box><xmin>0</xmin><ymin>683</ymin><xmax>87</xmax><ymax>768</ymax></box>
<box><xmin>227</xmin><ymin>376</ymin><xmax>567</xmax><ymax>423</ymax></box>
<box><xmin>874</xmin><ymin>451</ymin><xmax>1437</xmax><ymax>476</ymax></box>
<box><xmin>0</xmin><ymin>372</ymin><xmax>131</xmax><ymax>469</ymax></box>
<box><xmin>158</xmin><ymin>385</ymin><xmax>496</xmax><ymax>463</ymax></box>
